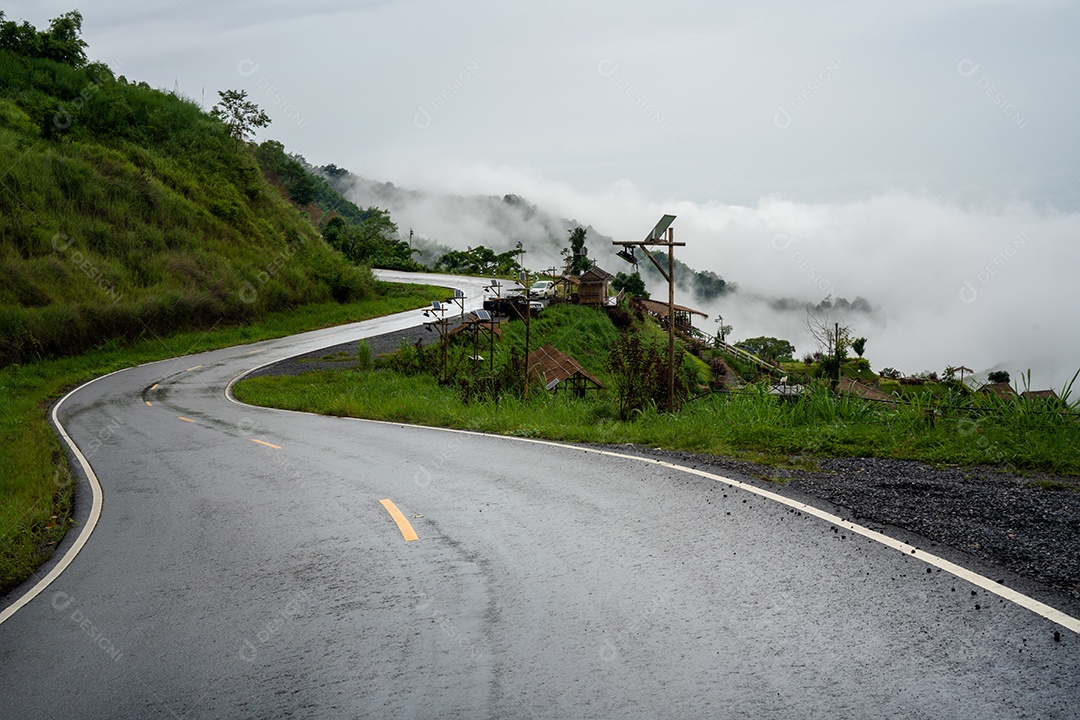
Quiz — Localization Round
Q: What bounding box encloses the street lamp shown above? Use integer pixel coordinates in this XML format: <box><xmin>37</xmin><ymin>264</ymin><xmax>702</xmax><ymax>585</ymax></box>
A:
<box><xmin>422</xmin><ymin>300</ymin><xmax>450</xmax><ymax>383</ymax></box>
<box><xmin>482</xmin><ymin>280</ymin><xmax>502</xmax><ymax>375</ymax></box>
<box><xmin>612</xmin><ymin>214</ymin><xmax>684</xmax><ymax>412</ymax></box>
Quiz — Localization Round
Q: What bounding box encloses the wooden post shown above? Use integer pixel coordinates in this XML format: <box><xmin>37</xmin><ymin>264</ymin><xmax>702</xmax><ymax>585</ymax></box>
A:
<box><xmin>667</xmin><ymin>227</ymin><xmax>676</xmax><ymax>412</ymax></box>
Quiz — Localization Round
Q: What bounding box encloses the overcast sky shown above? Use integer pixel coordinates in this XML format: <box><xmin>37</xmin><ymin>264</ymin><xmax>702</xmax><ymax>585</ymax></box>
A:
<box><xmin>11</xmin><ymin>1</ymin><xmax>1080</xmax><ymax>389</ymax></box>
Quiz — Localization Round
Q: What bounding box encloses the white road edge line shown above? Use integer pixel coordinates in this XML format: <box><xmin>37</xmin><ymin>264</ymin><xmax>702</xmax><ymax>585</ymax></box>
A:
<box><xmin>0</xmin><ymin>287</ymin><xmax>465</xmax><ymax>625</ymax></box>
<box><xmin>0</xmin><ymin>369</ymin><xmax>117</xmax><ymax>626</ymax></box>
<box><xmin>224</xmin><ymin>381</ymin><xmax>1080</xmax><ymax>636</ymax></box>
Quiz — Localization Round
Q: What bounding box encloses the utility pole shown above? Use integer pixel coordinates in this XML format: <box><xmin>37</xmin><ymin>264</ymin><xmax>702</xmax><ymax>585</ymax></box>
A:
<box><xmin>835</xmin><ymin>321</ymin><xmax>841</xmax><ymax>385</ymax></box>
<box><xmin>517</xmin><ymin>242</ymin><xmax>530</xmax><ymax>400</ymax></box>
<box><xmin>613</xmin><ymin>215</ymin><xmax>683</xmax><ymax>412</ymax></box>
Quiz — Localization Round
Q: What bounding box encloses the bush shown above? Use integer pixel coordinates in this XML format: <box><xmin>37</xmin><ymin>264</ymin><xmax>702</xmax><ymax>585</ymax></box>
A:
<box><xmin>609</xmin><ymin>330</ymin><xmax>686</xmax><ymax>418</ymax></box>
<box><xmin>849</xmin><ymin>358</ymin><xmax>871</xmax><ymax>373</ymax></box>
<box><xmin>606</xmin><ymin>306</ymin><xmax>633</xmax><ymax>330</ymax></box>
<box><xmin>355</xmin><ymin>339</ymin><xmax>373</xmax><ymax>371</ymax></box>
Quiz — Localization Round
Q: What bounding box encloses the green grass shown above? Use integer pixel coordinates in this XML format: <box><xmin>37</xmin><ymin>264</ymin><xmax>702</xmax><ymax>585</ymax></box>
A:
<box><xmin>0</xmin><ymin>50</ymin><xmax>376</xmax><ymax>366</ymax></box>
<box><xmin>0</xmin><ymin>282</ymin><xmax>446</xmax><ymax>593</ymax></box>
<box><xmin>235</xmin><ymin>366</ymin><xmax>1080</xmax><ymax>477</ymax></box>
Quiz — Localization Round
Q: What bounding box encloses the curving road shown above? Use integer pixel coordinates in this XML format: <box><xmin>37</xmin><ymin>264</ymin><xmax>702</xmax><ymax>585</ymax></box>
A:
<box><xmin>1</xmin><ymin>271</ymin><xmax>1078</xmax><ymax>719</ymax></box>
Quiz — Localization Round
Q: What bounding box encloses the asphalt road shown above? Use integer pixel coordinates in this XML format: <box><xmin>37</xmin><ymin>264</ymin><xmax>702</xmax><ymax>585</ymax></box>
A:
<box><xmin>1</xmin><ymin>271</ymin><xmax>1078</xmax><ymax>719</ymax></box>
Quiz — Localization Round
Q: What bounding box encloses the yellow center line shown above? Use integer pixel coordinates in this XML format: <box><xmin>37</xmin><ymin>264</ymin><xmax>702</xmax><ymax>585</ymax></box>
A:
<box><xmin>250</xmin><ymin>438</ymin><xmax>282</xmax><ymax>449</ymax></box>
<box><xmin>145</xmin><ymin>401</ymin><xmax>153</xmax><ymax>407</ymax></box>
<box><xmin>150</xmin><ymin>383</ymin><xmax>159</xmax><ymax>390</ymax></box>
<box><xmin>379</xmin><ymin>499</ymin><xmax>419</xmax><ymax>542</ymax></box>
<box><xmin>185</xmin><ymin>365</ymin><xmax>202</xmax><ymax>372</ymax></box>
<box><xmin>178</xmin><ymin>416</ymin><xmax>195</xmax><ymax>423</ymax></box>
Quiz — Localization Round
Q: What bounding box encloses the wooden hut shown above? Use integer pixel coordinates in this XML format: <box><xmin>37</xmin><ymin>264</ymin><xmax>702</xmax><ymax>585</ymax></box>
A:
<box><xmin>527</xmin><ymin>344</ymin><xmax>604</xmax><ymax>396</ymax></box>
<box><xmin>1021</xmin><ymin>389</ymin><xmax>1060</xmax><ymax>402</ymax></box>
<box><xmin>978</xmin><ymin>381</ymin><xmax>1017</xmax><ymax>399</ymax></box>
<box><xmin>577</xmin><ymin>266</ymin><xmax>614</xmax><ymax>306</ymax></box>
<box><xmin>630</xmin><ymin>297</ymin><xmax>708</xmax><ymax>333</ymax></box>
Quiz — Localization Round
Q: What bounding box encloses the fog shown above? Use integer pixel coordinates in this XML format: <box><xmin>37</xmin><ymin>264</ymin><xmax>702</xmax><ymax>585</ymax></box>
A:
<box><xmin>8</xmin><ymin>0</ymin><xmax>1076</xmax><ymax>389</ymax></box>
<box><xmin>349</xmin><ymin>166</ymin><xmax>1080</xmax><ymax>392</ymax></box>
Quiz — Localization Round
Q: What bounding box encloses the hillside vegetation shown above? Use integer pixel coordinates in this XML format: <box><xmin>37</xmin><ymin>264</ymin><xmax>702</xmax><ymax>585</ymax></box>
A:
<box><xmin>0</xmin><ymin>11</ymin><xmax>447</xmax><ymax>594</ymax></box>
<box><xmin>237</xmin><ymin>301</ymin><xmax>1080</xmax><ymax>475</ymax></box>
<box><xmin>0</xmin><ymin>11</ymin><xmax>374</xmax><ymax>366</ymax></box>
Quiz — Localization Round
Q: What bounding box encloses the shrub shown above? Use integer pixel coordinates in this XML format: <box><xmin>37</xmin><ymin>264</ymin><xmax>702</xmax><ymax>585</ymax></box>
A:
<box><xmin>849</xmin><ymin>357</ymin><xmax>871</xmax><ymax>373</ymax></box>
<box><xmin>355</xmin><ymin>339</ymin><xmax>373</xmax><ymax>371</ymax></box>
<box><xmin>609</xmin><ymin>330</ymin><xmax>686</xmax><ymax>418</ymax></box>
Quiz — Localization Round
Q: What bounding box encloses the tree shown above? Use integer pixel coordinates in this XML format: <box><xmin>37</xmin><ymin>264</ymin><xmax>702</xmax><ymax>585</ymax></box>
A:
<box><xmin>211</xmin><ymin>89</ymin><xmax>271</xmax><ymax>144</ymax></box>
<box><xmin>987</xmin><ymin>370</ymin><xmax>1010</xmax><ymax>384</ymax></box>
<box><xmin>567</xmin><ymin>227</ymin><xmax>593</xmax><ymax>275</ymax></box>
<box><xmin>805</xmin><ymin>308</ymin><xmax>850</xmax><ymax>357</ymax></box>
<box><xmin>713</xmin><ymin>323</ymin><xmax>733</xmax><ymax>349</ymax></box>
<box><xmin>737</xmin><ymin>336</ymin><xmax>795</xmax><ymax>363</ymax></box>
<box><xmin>852</xmin><ymin>337</ymin><xmax>867</xmax><ymax>358</ymax></box>
<box><xmin>42</xmin><ymin>10</ymin><xmax>87</xmax><ymax>65</ymax></box>
<box><xmin>612</xmin><ymin>271</ymin><xmax>649</xmax><ymax>299</ymax></box>
<box><xmin>692</xmin><ymin>269</ymin><xmax>729</xmax><ymax>300</ymax></box>
<box><xmin>0</xmin><ymin>10</ymin><xmax>87</xmax><ymax>66</ymax></box>
<box><xmin>288</xmin><ymin>171</ymin><xmax>317</xmax><ymax>207</ymax></box>
<box><xmin>805</xmin><ymin>309</ymin><xmax>851</xmax><ymax>383</ymax></box>
<box><xmin>433</xmin><ymin>245</ymin><xmax>521</xmax><ymax>276</ymax></box>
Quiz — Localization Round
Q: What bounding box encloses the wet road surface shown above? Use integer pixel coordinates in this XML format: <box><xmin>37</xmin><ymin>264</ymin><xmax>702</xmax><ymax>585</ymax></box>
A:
<box><xmin>1</xmin><ymin>271</ymin><xmax>1078</xmax><ymax>718</ymax></box>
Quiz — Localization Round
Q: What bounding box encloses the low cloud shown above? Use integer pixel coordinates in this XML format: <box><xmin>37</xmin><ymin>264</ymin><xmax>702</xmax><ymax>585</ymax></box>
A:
<box><xmin>355</xmin><ymin>163</ymin><xmax>1080</xmax><ymax>391</ymax></box>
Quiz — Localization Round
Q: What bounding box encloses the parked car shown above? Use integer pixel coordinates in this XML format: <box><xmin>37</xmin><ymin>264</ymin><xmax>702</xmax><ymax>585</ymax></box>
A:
<box><xmin>482</xmin><ymin>296</ymin><xmax>543</xmax><ymax>318</ymax></box>
<box><xmin>528</xmin><ymin>280</ymin><xmax>556</xmax><ymax>299</ymax></box>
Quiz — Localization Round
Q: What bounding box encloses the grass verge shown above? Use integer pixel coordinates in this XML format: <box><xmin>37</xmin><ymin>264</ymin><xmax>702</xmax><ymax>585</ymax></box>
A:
<box><xmin>234</xmin><ymin>369</ymin><xmax>1080</xmax><ymax>476</ymax></box>
<box><xmin>0</xmin><ymin>282</ymin><xmax>447</xmax><ymax>594</ymax></box>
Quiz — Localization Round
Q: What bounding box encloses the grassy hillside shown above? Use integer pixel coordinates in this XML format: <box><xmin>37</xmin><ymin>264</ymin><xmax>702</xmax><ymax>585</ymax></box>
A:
<box><xmin>0</xmin><ymin>42</ymin><xmax>373</xmax><ymax>366</ymax></box>
<box><xmin>237</xmin><ymin>303</ymin><xmax>1080</xmax><ymax>475</ymax></box>
<box><xmin>0</xmin><ymin>12</ymin><xmax>438</xmax><ymax>594</ymax></box>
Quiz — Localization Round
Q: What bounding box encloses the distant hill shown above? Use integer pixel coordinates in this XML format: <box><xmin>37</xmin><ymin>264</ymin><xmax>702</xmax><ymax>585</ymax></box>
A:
<box><xmin>0</xmin><ymin>11</ymin><xmax>373</xmax><ymax>365</ymax></box>
<box><xmin>321</xmin><ymin>172</ymin><xmax>615</xmax><ymax>269</ymax></box>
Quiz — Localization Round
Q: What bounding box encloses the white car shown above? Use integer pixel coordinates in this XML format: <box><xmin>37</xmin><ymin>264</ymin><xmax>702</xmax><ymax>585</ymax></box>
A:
<box><xmin>528</xmin><ymin>280</ymin><xmax>556</xmax><ymax>299</ymax></box>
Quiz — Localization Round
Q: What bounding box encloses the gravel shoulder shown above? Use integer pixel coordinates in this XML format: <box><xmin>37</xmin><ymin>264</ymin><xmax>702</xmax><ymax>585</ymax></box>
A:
<box><xmin>616</xmin><ymin>448</ymin><xmax>1080</xmax><ymax>610</ymax></box>
<box><xmin>248</xmin><ymin>326</ymin><xmax>1080</xmax><ymax>609</ymax></box>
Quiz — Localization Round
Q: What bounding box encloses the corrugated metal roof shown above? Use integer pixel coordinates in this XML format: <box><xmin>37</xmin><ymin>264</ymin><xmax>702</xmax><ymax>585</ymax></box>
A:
<box><xmin>527</xmin><ymin>344</ymin><xmax>604</xmax><ymax>390</ymax></box>
<box><xmin>632</xmin><ymin>297</ymin><xmax>708</xmax><ymax>318</ymax></box>
<box><xmin>579</xmin><ymin>266</ymin><xmax>614</xmax><ymax>283</ymax></box>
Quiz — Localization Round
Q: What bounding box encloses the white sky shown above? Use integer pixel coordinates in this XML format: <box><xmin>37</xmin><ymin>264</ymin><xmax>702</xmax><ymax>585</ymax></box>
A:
<box><xmin>10</xmin><ymin>1</ymin><xmax>1080</xmax><ymax>389</ymax></box>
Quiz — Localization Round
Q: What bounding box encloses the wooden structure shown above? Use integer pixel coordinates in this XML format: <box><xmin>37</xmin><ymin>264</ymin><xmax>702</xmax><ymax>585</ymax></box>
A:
<box><xmin>577</xmin><ymin>266</ymin><xmax>614</xmax><ymax>306</ymax></box>
<box><xmin>1021</xmin><ymin>389</ymin><xmax>1060</xmax><ymax>402</ymax></box>
<box><xmin>630</xmin><ymin>297</ymin><xmax>708</xmax><ymax>334</ymax></box>
<box><xmin>612</xmin><ymin>214</ymin><xmax>683</xmax><ymax>412</ymax></box>
<box><xmin>979</xmin><ymin>381</ymin><xmax>1017</xmax><ymax>399</ymax></box>
<box><xmin>447</xmin><ymin>318</ymin><xmax>502</xmax><ymax>341</ymax></box>
<box><xmin>557</xmin><ymin>274</ymin><xmax>579</xmax><ymax>301</ymax></box>
<box><xmin>527</xmin><ymin>344</ymin><xmax>604</xmax><ymax>396</ymax></box>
